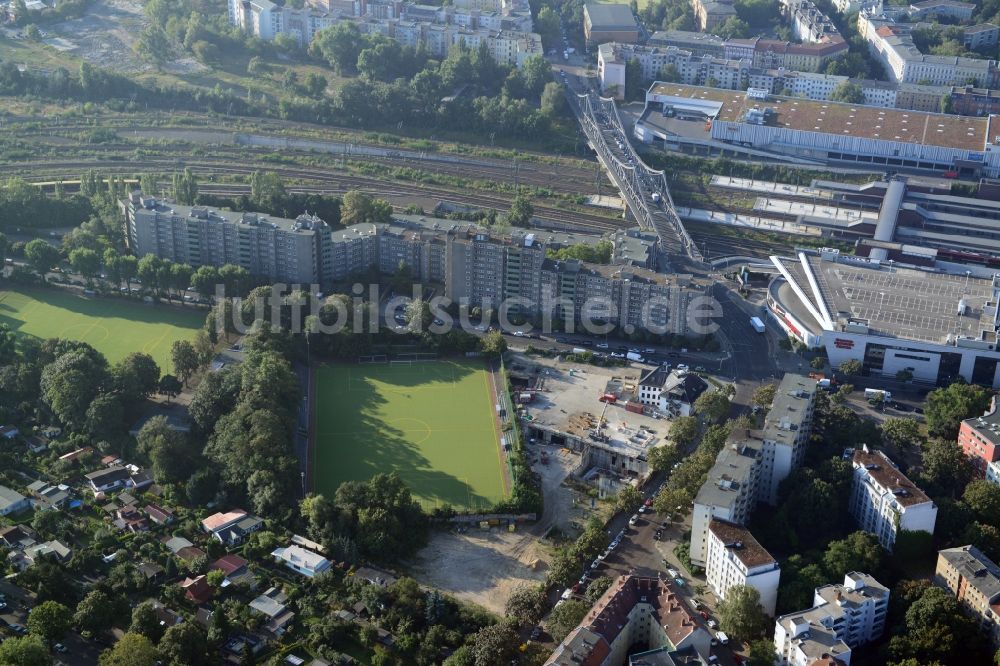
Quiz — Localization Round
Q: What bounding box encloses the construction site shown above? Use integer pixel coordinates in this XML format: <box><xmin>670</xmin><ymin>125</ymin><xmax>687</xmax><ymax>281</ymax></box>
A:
<box><xmin>508</xmin><ymin>355</ymin><xmax>673</xmax><ymax>496</ymax></box>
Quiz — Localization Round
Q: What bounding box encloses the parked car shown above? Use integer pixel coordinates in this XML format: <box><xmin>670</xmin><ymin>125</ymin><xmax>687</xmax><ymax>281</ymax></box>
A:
<box><xmin>628</xmin><ymin>514</ymin><xmax>639</xmax><ymax>526</ymax></box>
<box><xmin>667</xmin><ymin>568</ymin><xmax>679</xmax><ymax>578</ymax></box>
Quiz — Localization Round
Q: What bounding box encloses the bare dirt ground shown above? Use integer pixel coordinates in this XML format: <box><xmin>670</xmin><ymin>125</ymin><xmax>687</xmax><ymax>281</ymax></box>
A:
<box><xmin>43</xmin><ymin>0</ymin><xmax>205</xmax><ymax>75</ymax></box>
<box><xmin>411</xmin><ymin>443</ymin><xmax>601</xmax><ymax>614</ymax></box>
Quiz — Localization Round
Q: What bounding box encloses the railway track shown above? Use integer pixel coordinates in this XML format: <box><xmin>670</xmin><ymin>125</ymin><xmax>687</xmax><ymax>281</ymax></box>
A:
<box><xmin>3</xmin><ymin>141</ymin><xmax>609</xmax><ymax>196</ymax></box>
<box><xmin>4</xmin><ymin>157</ymin><xmax>628</xmax><ymax>234</ymax></box>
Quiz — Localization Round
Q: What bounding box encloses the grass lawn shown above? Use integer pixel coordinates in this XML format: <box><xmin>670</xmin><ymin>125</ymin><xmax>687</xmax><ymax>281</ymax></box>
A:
<box><xmin>314</xmin><ymin>361</ymin><xmax>508</xmax><ymax>511</ymax></box>
<box><xmin>0</xmin><ymin>287</ymin><xmax>205</xmax><ymax>369</ymax></box>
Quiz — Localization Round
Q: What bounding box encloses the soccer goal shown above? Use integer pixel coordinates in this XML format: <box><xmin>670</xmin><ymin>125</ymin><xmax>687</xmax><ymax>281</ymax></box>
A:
<box><xmin>358</xmin><ymin>354</ymin><xmax>389</xmax><ymax>364</ymax></box>
<box><xmin>393</xmin><ymin>352</ymin><xmax>439</xmax><ymax>362</ymax></box>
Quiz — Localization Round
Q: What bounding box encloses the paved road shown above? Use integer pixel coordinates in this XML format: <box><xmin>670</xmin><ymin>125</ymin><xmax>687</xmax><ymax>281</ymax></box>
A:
<box><xmin>580</xmin><ymin>500</ymin><xmax>741</xmax><ymax>665</ymax></box>
<box><xmin>0</xmin><ymin>580</ymin><xmax>101</xmax><ymax>666</ymax></box>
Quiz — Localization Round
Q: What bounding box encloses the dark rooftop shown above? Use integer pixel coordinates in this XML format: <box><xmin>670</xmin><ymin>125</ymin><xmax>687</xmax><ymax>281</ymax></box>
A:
<box><xmin>708</xmin><ymin>518</ymin><xmax>777</xmax><ymax>569</ymax></box>
<box><xmin>852</xmin><ymin>448</ymin><xmax>931</xmax><ymax>507</ymax></box>
<box><xmin>584</xmin><ymin>3</ymin><xmax>638</xmax><ymax>30</ymax></box>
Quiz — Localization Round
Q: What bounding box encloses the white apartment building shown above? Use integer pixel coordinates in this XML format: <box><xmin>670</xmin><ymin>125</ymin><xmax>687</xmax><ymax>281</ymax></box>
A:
<box><xmin>775</xmin><ymin>614</ymin><xmax>851</xmax><ymax>666</ymax></box>
<box><xmin>774</xmin><ymin>572</ymin><xmax>888</xmax><ymax>666</ymax></box>
<box><xmin>758</xmin><ymin>373</ymin><xmax>816</xmax><ymax>506</ymax></box>
<box><xmin>849</xmin><ymin>446</ymin><xmax>937</xmax><ymax>551</ymax></box>
<box><xmin>690</xmin><ymin>374</ymin><xmax>816</xmax><ymax>564</ymax></box>
<box><xmin>782</xmin><ymin>0</ymin><xmax>840</xmax><ymax>45</ymax></box>
<box><xmin>636</xmin><ymin>366</ymin><xmax>708</xmax><ymax>416</ymax></box>
<box><xmin>859</xmin><ymin>11</ymin><xmax>994</xmax><ymax>86</ymax></box>
<box><xmin>228</xmin><ymin>0</ymin><xmax>539</xmax><ymax>63</ymax></box>
<box><xmin>690</xmin><ymin>431</ymin><xmax>763</xmax><ymax>566</ymax></box>
<box><xmin>987</xmin><ymin>459</ymin><xmax>1000</xmax><ymax>486</ymax></box>
<box><xmin>597</xmin><ymin>42</ymin><xmax>749</xmax><ymax>99</ymax></box>
<box><xmin>706</xmin><ymin>519</ymin><xmax>780</xmax><ymax>616</ymax></box>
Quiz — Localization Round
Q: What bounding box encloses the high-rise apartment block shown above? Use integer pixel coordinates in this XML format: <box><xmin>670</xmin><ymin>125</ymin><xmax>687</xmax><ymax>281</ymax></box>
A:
<box><xmin>849</xmin><ymin>446</ymin><xmax>937</xmax><ymax>551</ymax></box>
<box><xmin>935</xmin><ymin>545</ymin><xmax>1000</xmax><ymax>647</ymax></box>
<box><xmin>774</xmin><ymin>573</ymin><xmax>889</xmax><ymax>666</ymax></box>
<box><xmin>122</xmin><ymin>199</ymin><xmax>694</xmax><ymax>336</ymax></box>
<box><xmin>705</xmin><ymin>519</ymin><xmax>780</xmax><ymax>616</ymax></box>
<box><xmin>120</xmin><ymin>192</ymin><xmax>334</xmax><ymax>286</ymax></box>
<box><xmin>690</xmin><ymin>374</ymin><xmax>815</xmax><ymax>567</ymax></box>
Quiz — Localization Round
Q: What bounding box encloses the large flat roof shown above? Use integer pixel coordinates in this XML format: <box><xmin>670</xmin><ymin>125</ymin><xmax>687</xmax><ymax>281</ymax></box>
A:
<box><xmin>774</xmin><ymin>252</ymin><xmax>998</xmax><ymax>344</ymax></box>
<box><xmin>939</xmin><ymin>546</ymin><xmax>1000</xmax><ymax>602</ymax></box>
<box><xmin>584</xmin><ymin>3</ymin><xmax>637</xmax><ymax>30</ymax></box>
<box><xmin>646</xmin><ymin>83</ymin><xmax>989</xmax><ymax>151</ymax></box>
<box><xmin>763</xmin><ymin>373</ymin><xmax>816</xmax><ymax>448</ymax></box>
<box><xmin>694</xmin><ymin>432</ymin><xmax>763</xmax><ymax>509</ymax></box>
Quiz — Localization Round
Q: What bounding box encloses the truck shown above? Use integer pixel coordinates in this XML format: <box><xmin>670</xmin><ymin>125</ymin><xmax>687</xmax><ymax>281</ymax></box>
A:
<box><xmin>865</xmin><ymin>388</ymin><xmax>892</xmax><ymax>402</ymax></box>
<box><xmin>750</xmin><ymin>316</ymin><xmax>765</xmax><ymax>333</ymax></box>
<box><xmin>626</xmin><ymin>352</ymin><xmax>644</xmax><ymax>362</ymax></box>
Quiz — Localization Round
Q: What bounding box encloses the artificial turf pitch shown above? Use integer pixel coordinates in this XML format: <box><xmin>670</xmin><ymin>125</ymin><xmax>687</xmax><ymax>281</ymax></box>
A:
<box><xmin>313</xmin><ymin>361</ymin><xmax>509</xmax><ymax>511</ymax></box>
<box><xmin>0</xmin><ymin>287</ymin><xmax>205</xmax><ymax>369</ymax></box>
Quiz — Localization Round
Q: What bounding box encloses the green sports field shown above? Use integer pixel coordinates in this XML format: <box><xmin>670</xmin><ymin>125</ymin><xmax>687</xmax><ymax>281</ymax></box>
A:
<box><xmin>0</xmin><ymin>287</ymin><xmax>205</xmax><ymax>369</ymax></box>
<box><xmin>314</xmin><ymin>361</ymin><xmax>509</xmax><ymax>511</ymax></box>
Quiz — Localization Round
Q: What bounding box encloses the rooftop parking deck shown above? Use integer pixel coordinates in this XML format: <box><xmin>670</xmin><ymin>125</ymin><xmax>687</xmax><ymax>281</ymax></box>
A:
<box><xmin>777</xmin><ymin>253</ymin><xmax>998</xmax><ymax>343</ymax></box>
<box><xmin>646</xmin><ymin>83</ymin><xmax>989</xmax><ymax>151</ymax></box>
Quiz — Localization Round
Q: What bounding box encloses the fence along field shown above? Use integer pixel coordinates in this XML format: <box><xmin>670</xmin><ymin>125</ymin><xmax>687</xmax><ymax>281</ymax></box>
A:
<box><xmin>0</xmin><ymin>287</ymin><xmax>204</xmax><ymax>369</ymax></box>
<box><xmin>313</xmin><ymin>360</ymin><xmax>510</xmax><ymax>511</ymax></box>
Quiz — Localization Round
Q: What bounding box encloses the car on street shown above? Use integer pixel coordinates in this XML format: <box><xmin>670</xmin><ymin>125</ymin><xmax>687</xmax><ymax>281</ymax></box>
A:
<box><xmin>628</xmin><ymin>514</ymin><xmax>639</xmax><ymax>526</ymax></box>
<box><xmin>54</xmin><ymin>644</ymin><xmax>68</xmax><ymax>654</ymax></box>
<box><xmin>707</xmin><ymin>619</ymin><xmax>718</xmax><ymax>629</ymax></box>
<box><xmin>666</xmin><ymin>568</ymin><xmax>679</xmax><ymax>578</ymax></box>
